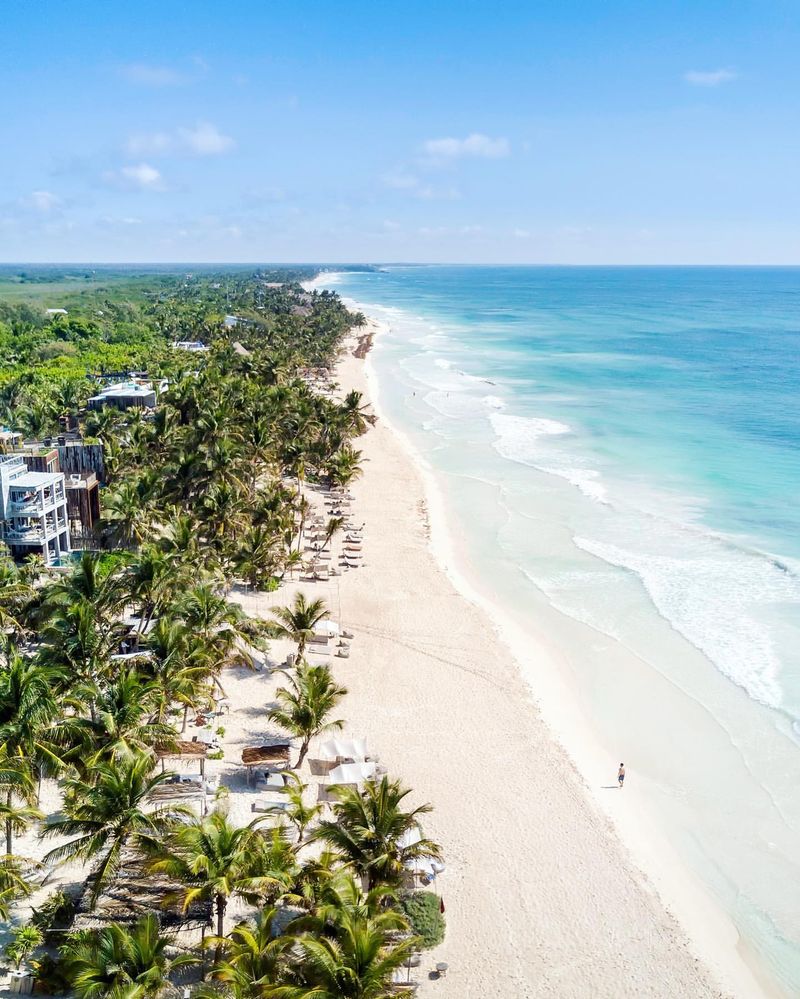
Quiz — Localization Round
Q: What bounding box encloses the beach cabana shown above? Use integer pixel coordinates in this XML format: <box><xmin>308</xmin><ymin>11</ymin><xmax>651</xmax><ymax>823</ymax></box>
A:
<box><xmin>242</xmin><ymin>743</ymin><xmax>291</xmax><ymax>785</ymax></box>
<box><xmin>155</xmin><ymin>740</ymin><xmax>208</xmax><ymax>777</ymax></box>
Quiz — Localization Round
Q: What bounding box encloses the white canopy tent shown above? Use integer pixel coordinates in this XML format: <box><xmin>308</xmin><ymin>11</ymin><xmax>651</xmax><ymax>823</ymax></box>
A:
<box><xmin>327</xmin><ymin>761</ymin><xmax>376</xmax><ymax>786</ymax></box>
<box><xmin>320</xmin><ymin>736</ymin><xmax>369</xmax><ymax>762</ymax></box>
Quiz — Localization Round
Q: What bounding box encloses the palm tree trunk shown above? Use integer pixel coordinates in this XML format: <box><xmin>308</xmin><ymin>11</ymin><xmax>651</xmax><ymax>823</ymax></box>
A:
<box><xmin>215</xmin><ymin>894</ymin><xmax>226</xmax><ymax>960</ymax></box>
<box><xmin>295</xmin><ymin>737</ymin><xmax>310</xmax><ymax>770</ymax></box>
<box><xmin>5</xmin><ymin>790</ymin><xmax>13</xmax><ymax>855</ymax></box>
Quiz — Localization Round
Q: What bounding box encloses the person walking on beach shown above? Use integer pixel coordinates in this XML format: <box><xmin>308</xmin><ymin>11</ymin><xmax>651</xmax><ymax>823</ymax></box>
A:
<box><xmin>618</xmin><ymin>763</ymin><xmax>625</xmax><ymax>789</ymax></box>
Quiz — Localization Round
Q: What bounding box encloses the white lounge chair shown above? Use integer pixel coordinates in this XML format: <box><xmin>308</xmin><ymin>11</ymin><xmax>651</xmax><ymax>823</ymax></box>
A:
<box><xmin>252</xmin><ymin>798</ymin><xmax>291</xmax><ymax>813</ymax></box>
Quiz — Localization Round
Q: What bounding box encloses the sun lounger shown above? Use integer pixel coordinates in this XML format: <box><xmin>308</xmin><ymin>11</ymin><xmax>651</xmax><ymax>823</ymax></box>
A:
<box><xmin>252</xmin><ymin>798</ymin><xmax>291</xmax><ymax>814</ymax></box>
<box><xmin>256</xmin><ymin>772</ymin><xmax>287</xmax><ymax>792</ymax></box>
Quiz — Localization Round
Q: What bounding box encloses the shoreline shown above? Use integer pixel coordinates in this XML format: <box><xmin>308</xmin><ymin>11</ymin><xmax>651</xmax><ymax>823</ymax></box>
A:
<box><xmin>331</xmin><ymin>299</ymin><xmax>774</xmax><ymax>997</ymax></box>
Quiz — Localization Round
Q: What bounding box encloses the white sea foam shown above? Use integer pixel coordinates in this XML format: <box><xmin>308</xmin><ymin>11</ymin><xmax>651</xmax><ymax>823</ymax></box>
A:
<box><xmin>489</xmin><ymin>412</ymin><xmax>571</xmax><ymax>458</ymax></box>
<box><xmin>540</xmin><ymin>466</ymin><xmax>609</xmax><ymax>504</ymax></box>
<box><xmin>573</xmin><ymin>536</ymin><xmax>800</xmax><ymax>710</ymax></box>
<box><xmin>488</xmin><ymin>412</ymin><xmax>614</xmax><ymax>503</ymax></box>
<box><xmin>483</xmin><ymin>395</ymin><xmax>506</xmax><ymax>410</ymax></box>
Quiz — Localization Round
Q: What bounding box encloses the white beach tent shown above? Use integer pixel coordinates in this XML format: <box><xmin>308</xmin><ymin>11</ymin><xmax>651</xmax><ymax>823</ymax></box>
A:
<box><xmin>314</xmin><ymin>620</ymin><xmax>340</xmax><ymax>638</ymax></box>
<box><xmin>320</xmin><ymin>736</ymin><xmax>369</xmax><ymax>762</ymax></box>
<box><xmin>327</xmin><ymin>761</ymin><xmax>376</xmax><ymax>786</ymax></box>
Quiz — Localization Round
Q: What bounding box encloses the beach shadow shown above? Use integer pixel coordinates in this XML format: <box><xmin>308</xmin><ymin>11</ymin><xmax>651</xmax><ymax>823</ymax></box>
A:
<box><xmin>308</xmin><ymin>758</ymin><xmax>335</xmax><ymax>777</ymax></box>
<box><xmin>600</xmin><ymin>785</ymin><xmax>621</xmax><ymax>789</ymax></box>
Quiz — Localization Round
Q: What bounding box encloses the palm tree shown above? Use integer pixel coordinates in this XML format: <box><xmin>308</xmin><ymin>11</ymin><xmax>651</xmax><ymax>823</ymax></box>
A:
<box><xmin>269</xmin><ymin>593</ymin><xmax>329</xmax><ymax>664</ymax></box>
<box><xmin>0</xmin><ymin>648</ymin><xmax>64</xmax><ymax>804</ymax></box>
<box><xmin>143</xmin><ymin>618</ymin><xmax>212</xmax><ymax>730</ymax></box>
<box><xmin>202</xmin><ymin>909</ymin><xmax>293</xmax><ymax>998</ymax></box>
<box><xmin>148</xmin><ymin>808</ymin><xmax>295</xmax><ymax>939</ymax></box>
<box><xmin>100</xmin><ymin>477</ymin><xmax>157</xmax><ymax>549</ymax></box>
<box><xmin>40</xmin><ymin>551</ymin><xmax>125</xmax><ymax>622</ymax></box>
<box><xmin>0</xmin><ymin>558</ymin><xmax>34</xmax><ymax>637</ymax></box>
<box><xmin>124</xmin><ymin>544</ymin><xmax>191</xmax><ymax>634</ymax></box>
<box><xmin>339</xmin><ymin>390</ymin><xmax>372</xmax><ymax>437</ymax></box>
<box><xmin>234</xmin><ymin>526</ymin><xmax>282</xmax><ymax>589</ymax></box>
<box><xmin>174</xmin><ymin>584</ymin><xmax>256</xmax><ymax>671</ymax></box>
<box><xmin>0</xmin><ymin>856</ymin><xmax>33</xmax><ymax>920</ymax></box>
<box><xmin>60</xmin><ymin>914</ymin><xmax>196</xmax><ymax>999</ymax></box>
<box><xmin>327</xmin><ymin>445</ymin><xmax>363</xmax><ymax>489</ymax></box>
<box><xmin>280</xmin><ymin>874</ymin><xmax>417</xmax><ymax>999</ymax></box>
<box><xmin>267</xmin><ymin>663</ymin><xmax>346</xmax><ymax>769</ymax></box>
<box><xmin>0</xmin><ymin>750</ymin><xmax>42</xmax><ymax>856</ymax></box>
<box><xmin>38</xmin><ymin>599</ymin><xmax>121</xmax><ymax>709</ymax></box>
<box><xmin>312</xmin><ymin>777</ymin><xmax>441</xmax><ymax>890</ymax></box>
<box><xmin>278</xmin><ymin>774</ymin><xmax>321</xmax><ymax>844</ymax></box>
<box><xmin>68</xmin><ymin>667</ymin><xmax>177</xmax><ymax>764</ymax></box>
<box><xmin>42</xmin><ymin>752</ymin><xmax>176</xmax><ymax>905</ymax></box>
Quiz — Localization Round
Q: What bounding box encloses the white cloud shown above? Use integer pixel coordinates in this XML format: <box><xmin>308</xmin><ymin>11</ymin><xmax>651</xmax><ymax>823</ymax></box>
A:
<box><xmin>382</xmin><ymin>170</ymin><xmax>421</xmax><ymax>190</ymax></box>
<box><xmin>684</xmin><ymin>69</ymin><xmax>737</xmax><ymax>87</ymax></box>
<box><xmin>122</xmin><ymin>163</ymin><xmax>162</xmax><ymax>188</ymax></box>
<box><xmin>119</xmin><ymin>63</ymin><xmax>185</xmax><ymax>87</ymax></box>
<box><xmin>29</xmin><ymin>190</ymin><xmax>60</xmax><ymax>213</ymax></box>
<box><xmin>100</xmin><ymin>215</ymin><xmax>142</xmax><ymax>226</ymax></box>
<box><xmin>103</xmin><ymin>163</ymin><xmax>164</xmax><ymax>191</ymax></box>
<box><xmin>126</xmin><ymin>122</ymin><xmax>234</xmax><ymax>158</ymax></box>
<box><xmin>422</xmin><ymin>133</ymin><xmax>510</xmax><ymax>160</ymax></box>
<box><xmin>513</xmin><ymin>228</ymin><xmax>531</xmax><ymax>239</ymax></box>
<box><xmin>178</xmin><ymin>122</ymin><xmax>235</xmax><ymax>155</ymax></box>
<box><xmin>381</xmin><ymin>170</ymin><xmax>459</xmax><ymax>200</ymax></box>
<box><xmin>126</xmin><ymin>132</ymin><xmax>173</xmax><ymax>156</ymax></box>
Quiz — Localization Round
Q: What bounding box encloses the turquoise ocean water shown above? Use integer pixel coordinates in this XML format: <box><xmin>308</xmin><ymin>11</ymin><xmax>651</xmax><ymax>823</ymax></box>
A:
<box><xmin>321</xmin><ymin>266</ymin><xmax>800</xmax><ymax>993</ymax></box>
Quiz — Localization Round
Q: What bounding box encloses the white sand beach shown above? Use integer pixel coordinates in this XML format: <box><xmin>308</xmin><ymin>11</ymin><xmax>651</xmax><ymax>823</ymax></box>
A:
<box><xmin>235</xmin><ymin>317</ymin><xmax>764</xmax><ymax>998</ymax></box>
<box><xmin>6</xmin><ymin>318</ymin><xmax>771</xmax><ymax>999</ymax></box>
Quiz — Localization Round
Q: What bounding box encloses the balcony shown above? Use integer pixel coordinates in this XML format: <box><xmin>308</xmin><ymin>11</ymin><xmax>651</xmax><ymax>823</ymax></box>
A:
<box><xmin>8</xmin><ymin>499</ymin><xmax>43</xmax><ymax>516</ymax></box>
<box><xmin>3</xmin><ymin>526</ymin><xmax>45</xmax><ymax>543</ymax></box>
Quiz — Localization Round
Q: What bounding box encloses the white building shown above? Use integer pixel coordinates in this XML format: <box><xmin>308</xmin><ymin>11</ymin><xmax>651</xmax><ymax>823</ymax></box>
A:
<box><xmin>171</xmin><ymin>341</ymin><xmax>209</xmax><ymax>352</ymax></box>
<box><xmin>0</xmin><ymin>454</ymin><xmax>71</xmax><ymax>564</ymax></box>
<box><xmin>87</xmin><ymin>379</ymin><xmax>159</xmax><ymax>411</ymax></box>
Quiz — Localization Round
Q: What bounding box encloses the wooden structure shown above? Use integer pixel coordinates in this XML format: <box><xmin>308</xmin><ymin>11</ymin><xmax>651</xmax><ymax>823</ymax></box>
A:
<box><xmin>242</xmin><ymin>743</ymin><xmax>291</xmax><ymax>785</ymax></box>
<box><xmin>65</xmin><ymin>471</ymin><xmax>101</xmax><ymax>539</ymax></box>
<box><xmin>156</xmin><ymin>740</ymin><xmax>208</xmax><ymax>777</ymax></box>
<box><xmin>20</xmin><ymin>447</ymin><xmax>59</xmax><ymax>474</ymax></box>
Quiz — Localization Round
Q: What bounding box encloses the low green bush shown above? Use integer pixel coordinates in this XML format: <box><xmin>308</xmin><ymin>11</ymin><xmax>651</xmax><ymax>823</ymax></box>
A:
<box><xmin>31</xmin><ymin>888</ymin><xmax>75</xmax><ymax>931</ymax></box>
<box><xmin>400</xmin><ymin>891</ymin><xmax>446</xmax><ymax>950</ymax></box>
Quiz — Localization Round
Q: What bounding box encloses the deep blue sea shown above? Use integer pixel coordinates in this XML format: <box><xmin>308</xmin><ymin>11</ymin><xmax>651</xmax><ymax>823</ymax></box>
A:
<box><xmin>321</xmin><ymin>265</ymin><xmax>800</xmax><ymax>993</ymax></box>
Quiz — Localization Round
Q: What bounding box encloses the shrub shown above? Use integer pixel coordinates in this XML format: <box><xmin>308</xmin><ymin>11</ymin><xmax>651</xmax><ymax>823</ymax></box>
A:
<box><xmin>400</xmin><ymin>891</ymin><xmax>446</xmax><ymax>950</ymax></box>
<box><xmin>31</xmin><ymin>888</ymin><xmax>76</xmax><ymax>931</ymax></box>
<box><xmin>4</xmin><ymin>925</ymin><xmax>44</xmax><ymax>969</ymax></box>
<box><xmin>31</xmin><ymin>952</ymin><xmax>70</xmax><ymax>994</ymax></box>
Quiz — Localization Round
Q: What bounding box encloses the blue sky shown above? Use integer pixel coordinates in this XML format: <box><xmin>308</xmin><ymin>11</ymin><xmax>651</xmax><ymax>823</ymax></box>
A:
<box><xmin>2</xmin><ymin>0</ymin><xmax>799</xmax><ymax>263</ymax></box>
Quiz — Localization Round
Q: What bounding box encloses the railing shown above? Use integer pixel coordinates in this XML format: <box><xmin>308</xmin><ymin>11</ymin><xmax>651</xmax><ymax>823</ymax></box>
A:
<box><xmin>8</xmin><ymin>500</ymin><xmax>42</xmax><ymax>516</ymax></box>
<box><xmin>3</xmin><ymin>527</ymin><xmax>45</xmax><ymax>542</ymax></box>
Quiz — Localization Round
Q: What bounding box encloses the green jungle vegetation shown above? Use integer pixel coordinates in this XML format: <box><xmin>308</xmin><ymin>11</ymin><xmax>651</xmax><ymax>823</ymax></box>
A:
<box><xmin>0</xmin><ymin>266</ymin><xmax>442</xmax><ymax>998</ymax></box>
